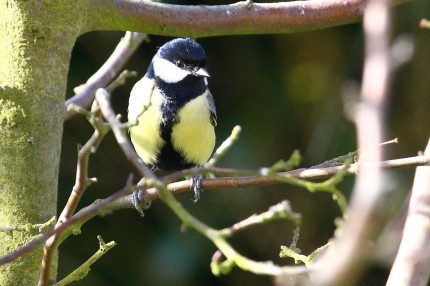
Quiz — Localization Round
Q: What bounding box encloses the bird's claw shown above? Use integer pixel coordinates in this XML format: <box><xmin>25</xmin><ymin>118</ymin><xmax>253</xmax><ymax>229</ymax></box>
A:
<box><xmin>132</xmin><ymin>190</ymin><xmax>151</xmax><ymax>217</ymax></box>
<box><xmin>190</xmin><ymin>175</ymin><xmax>203</xmax><ymax>203</ymax></box>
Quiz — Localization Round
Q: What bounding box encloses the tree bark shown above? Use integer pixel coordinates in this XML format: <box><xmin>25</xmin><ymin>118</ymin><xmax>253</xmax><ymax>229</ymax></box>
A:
<box><xmin>0</xmin><ymin>1</ymin><xmax>82</xmax><ymax>284</ymax></box>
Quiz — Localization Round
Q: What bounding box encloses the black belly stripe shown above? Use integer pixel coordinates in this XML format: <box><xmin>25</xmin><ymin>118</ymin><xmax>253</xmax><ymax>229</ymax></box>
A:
<box><xmin>154</xmin><ymin>74</ymin><xmax>207</xmax><ymax>171</ymax></box>
<box><xmin>156</xmin><ymin>141</ymin><xmax>195</xmax><ymax>171</ymax></box>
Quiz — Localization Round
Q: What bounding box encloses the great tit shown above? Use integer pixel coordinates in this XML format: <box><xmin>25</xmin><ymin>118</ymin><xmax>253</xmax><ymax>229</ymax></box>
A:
<box><xmin>128</xmin><ymin>38</ymin><xmax>217</xmax><ymax>201</ymax></box>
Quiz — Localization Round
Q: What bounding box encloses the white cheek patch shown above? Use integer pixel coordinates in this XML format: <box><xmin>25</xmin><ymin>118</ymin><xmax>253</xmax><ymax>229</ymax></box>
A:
<box><xmin>153</xmin><ymin>57</ymin><xmax>190</xmax><ymax>83</ymax></box>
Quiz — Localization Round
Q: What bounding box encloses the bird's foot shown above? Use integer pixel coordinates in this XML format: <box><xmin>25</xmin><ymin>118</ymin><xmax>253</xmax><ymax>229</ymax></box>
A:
<box><xmin>132</xmin><ymin>189</ymin><xmax>151</xmax><ymax>217</ymax></box>
<box><xmin>190</xmin><ymin>175</ymin><xmax>203</xmax><ymax>203</ymax></box>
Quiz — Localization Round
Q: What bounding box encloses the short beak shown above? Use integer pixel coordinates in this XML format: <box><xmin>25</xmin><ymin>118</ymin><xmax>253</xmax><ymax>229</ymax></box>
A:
<box><xmin>193</xmin><ymin>67</ymin><xmax>210</xmax><ymax>78</ymax></box>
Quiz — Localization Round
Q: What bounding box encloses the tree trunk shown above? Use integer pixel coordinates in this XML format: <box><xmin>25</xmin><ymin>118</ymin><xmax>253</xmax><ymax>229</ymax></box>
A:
<box><xmin>0</xmin><ymin>1</ymin><xmax>81</xmax><ymax>284</ymax></box>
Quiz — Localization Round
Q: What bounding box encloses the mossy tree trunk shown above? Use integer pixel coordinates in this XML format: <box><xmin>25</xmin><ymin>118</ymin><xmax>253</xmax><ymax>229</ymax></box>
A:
<box><xmin>0</xmin><ymin>1</ymin><xmax>83</xmax><ymax>284</ymax></box>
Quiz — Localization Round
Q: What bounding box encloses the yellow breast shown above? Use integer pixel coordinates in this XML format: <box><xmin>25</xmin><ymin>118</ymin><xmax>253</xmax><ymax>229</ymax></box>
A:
<box><xmin>171</xmin><ymin>93</ymin><xmax>216</xmax><ymax>166</ymax></box>
<box><xmin>129</xmin><ymin>90</ymin><xmax>164</xmax><ymax>165</ymax></box>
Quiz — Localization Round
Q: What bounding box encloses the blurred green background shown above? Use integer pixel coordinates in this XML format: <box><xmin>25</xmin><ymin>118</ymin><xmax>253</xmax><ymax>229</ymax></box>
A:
<box><xmin>60</xmin><ymin>1</ymin><xmax>430</xmax><ymax>285</ymax></box>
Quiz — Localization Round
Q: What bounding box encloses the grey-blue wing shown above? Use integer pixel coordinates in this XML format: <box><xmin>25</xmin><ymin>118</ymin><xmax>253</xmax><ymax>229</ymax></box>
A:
<box><xmin>206</xmin><ymin>90</ymin><xmax>217</xmax><ymax>127</ymax></box>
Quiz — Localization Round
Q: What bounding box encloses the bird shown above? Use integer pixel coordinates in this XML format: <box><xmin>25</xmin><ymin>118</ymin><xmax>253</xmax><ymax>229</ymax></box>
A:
<box><xmin>128</xmin><ymin>38</ymin><xmax>217</xmax><ymax>202</ymax></box>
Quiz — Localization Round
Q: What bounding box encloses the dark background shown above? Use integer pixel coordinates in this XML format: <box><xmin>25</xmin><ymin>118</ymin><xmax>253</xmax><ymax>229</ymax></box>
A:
<box><xmin>59</xmin><ymin>0</ymin><xmax>430</xmax><ymax>285</ymax></box>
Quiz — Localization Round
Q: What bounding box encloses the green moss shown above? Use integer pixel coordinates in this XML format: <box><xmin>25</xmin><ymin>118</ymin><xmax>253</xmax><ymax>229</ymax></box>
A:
<box><xmin>0</xmin><ymin>0</ymin><xmax>86</xmax><ymax>284</ymax></box>
<box><xmin>0</xmin><ymin>99</ymin><xmax>26</xmax><ymax>128</ymax></box>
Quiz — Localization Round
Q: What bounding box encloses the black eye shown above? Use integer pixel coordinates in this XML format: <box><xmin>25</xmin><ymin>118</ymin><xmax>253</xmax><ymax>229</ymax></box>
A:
<box><xmin>175</xmin><ymin>60</ymin><xmax>185</xmax><ymax>68</ymax></box>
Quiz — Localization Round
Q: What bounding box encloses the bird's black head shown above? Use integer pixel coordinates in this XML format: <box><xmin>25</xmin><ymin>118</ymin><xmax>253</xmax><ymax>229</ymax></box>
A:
<box><xmin>153</xmin><ymin>38</ymin><xmax>210</xmax><ymax>83</ymax></box>
<box><xmin>158</xmin><ymin>38</ymin><xmax>207</xmax><ymax>70</ymax></box>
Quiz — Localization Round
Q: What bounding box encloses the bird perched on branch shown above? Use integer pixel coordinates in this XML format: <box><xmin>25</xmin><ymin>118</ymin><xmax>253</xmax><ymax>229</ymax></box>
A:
<box><xmin>128</xmin><ymin>38</ymin><xmax>217</xmax><ymax>202</ymax></box>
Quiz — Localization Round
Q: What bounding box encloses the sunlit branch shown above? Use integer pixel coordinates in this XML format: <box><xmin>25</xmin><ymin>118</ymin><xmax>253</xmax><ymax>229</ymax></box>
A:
<box><xmin>85</xmin><ymin>0</ymin><xmax>368</xmax><ymax>37</ymax></box>
<box><xmin>310</xmin><ymin>0</ymin><xmax>393</xmax><ymax>282</ymax></box>
<box><xmin>48</xmin><ymin>152</ymin><xmax>430</xmax><ymax>252</ymax></box>
<box><xmin>54</xmin><ymin>236</ymin><xmax>116</xmax><ymax>286</ymax></box>
<box><xmin>387</xmin><ymin>138</ymin><xmax>430</xmax><ymax>285</ymax></box>
<box><xmin>38</xmin><ymin>71</ymin><xmax>135</xmax><ymax>286</ymax></box>
<box><xmin>95</xmin><ymin>88</ymin><xmax>155</xmax><ymax>180</ymax></box>
<box><xmin>64</xmin><ymin>32</ymin><xmax>147</xmax><ymax>120</ymax></box>
<box><xmin>0</xmin><ymin>180</ymin><xmax>133</xmax><ymax>267</ymax></box>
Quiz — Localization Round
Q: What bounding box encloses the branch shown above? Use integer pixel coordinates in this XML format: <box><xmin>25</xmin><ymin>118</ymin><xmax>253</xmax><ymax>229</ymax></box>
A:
<box><xmin>140</xmin><ymin>154</ymin><xmax>430</xmax><ymax>202</ymax></box>
<box><xmin>54</xmin><ymin>236</ymin><xmax>116</xmax><ymax>286</ymax></box>
<box><xmin>85</xmin><ymin>0</ymin><xmax>369</xmax><ymax>37</ymax></box>
<box><xmin>64</xmin><ymin>32</ymin><xmax>147</xmax><ymax>120</ymax></box>
<box><xmin>34</xmin><ymin>152</ymin><xmax>430</xmax><ymax>253</ymax></box>
<box><xmin>386</xmin><ymin>139</ymin><xmax>430</xmax><ymax>286</ymax></box>
<box><xmin>38</xmin><ymin>106</ymin><xmax>109</xmax><ymax>286</ymax></box>
<box><xmin>149</xmin><ymin>177</ymin><xmax>308</xmax><ymax>278</ymax></box>
<box><xmin>67</xmin><ymin>154</ymin><xmax>430</xmax><ymax>229</ymax></box>
<box><xmin>61</xmin><ymin>104</ymin><xmax>110</xmax><ymax>222</ymax></box>
<box><xmin>0</xmin><ymin>180</ymin><xmax>133</xmax><ymax>267</ymax></box>
<box><xmin>2</xmin><ymin>144</ymin><xmax>428</xmax><ymax>269</ymax></box>
<box><xmin>205</xmin><ymin>125</ymin><xmax>241</xmax><ymax>167</ymax></box>
<box><xmin>218</xmin><ymin>200</ymin><xmax>301</xmax><ymax>238</ymax></box>
<box><xmin>0</xmin><ymin>217</ymin><xmax>56</xmax><ymax>233</ymax></box>
<box><xmin>4</xmin><ymin>77</ymin><xmax>426</xmax><ymax>280</ymax></box>
<box><xmin>39</xmin><ymin>72</ymin><xmax>134</xmax><ymax>286</ymax></box>
<box><xmin>280</xmin><ymin>240</ymin><xmax>331</xmax><ymax>267</ymax></box>
<box><xmin>280</xmin><ymin>246</ymin><xmax>311</xmax><ymax>266</ymax></box>
<box><xmin>95</xmin><ymin>88</ymin><xmax>155</xmax><ymax>180</ymax></box>
<box><xmin>311</xmin><ymin>0</ymin><xmax>393</xmax><ymax>281</ymax></box>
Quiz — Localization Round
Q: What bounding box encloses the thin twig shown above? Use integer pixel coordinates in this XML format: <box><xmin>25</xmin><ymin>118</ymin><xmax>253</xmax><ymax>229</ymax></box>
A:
<box><xmin>67</xmin><ymin>155</ymin><xmax>430</xmax><ymax>221</ymax></box>
<box><xmin>205</xmin><ymin>125</ymin><xmax>241</xmax><ymax>167</ymax></box>
<box><xmin>61</xmin><ymin>106</ymin><xmax>109</xmax><ymax>221</ymax></box>
<box><xmin>95</xmin><ymin>88</ymin><xmax>155</xmax><ymax>180</ymax></box>
<box><xmin>150</xmin><ymin>177</ymin><xmax>308</xmax><ymax>278</ymax></box>
<box><xmin>0</xmin><ymin>217</ymin><xmax>56</xmax><ymax>233</ymax></box>
<box><xmin>39</xmin><ymin>72</ymin><xmax>134</xmax><ymax>286</ymax></box>
<box><xmin>54</xmin><ymin>236</ymin><xmax>116</xmax><ymax>286</ymax></box>
<box><xmin>0</xmin><ymin>179</ymin><xmax>133</xmax><ymax>267</ymax></box>
<box><xmin>280</xmin><ymin>228</ymin><xmax>331</xmax><ymax>267</ymax></box>
<box><xmin>309</xmin><ymin>138</ymin><xmax>397</xmax><ymax>169</ymax></box>
<box><xmin>218</xmin><ymin>201</ymin><xmax>301</xmax><ymax>238</ymax></box>
<box><xmin>280</xmin><ymin>246</ymin><xmax>311</xmax><ymax>266</ymax></box>
<box><xmin>1</xmin><ymin>152</ymin><xmax>428</xmax><ymax>268</ymax></box>
<box><xmin>37</xmin><ymin>152</ymin><xmax>430</xmax><ymax>253</ymax></box>
<box><xmin>38</xmin><ymin>107</ymin><xmax>109</xmax><ymax>286</ymax></box>
<box><xmin>159</xmin><ymin>154</ymin><xmax>430</xmax><ymax>193</ymax></box>
<box><xmin>64</xmin><ymin>32</ymin><xmax>148</xmax><ymax>120</ymax></box>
